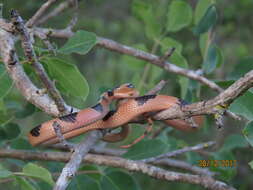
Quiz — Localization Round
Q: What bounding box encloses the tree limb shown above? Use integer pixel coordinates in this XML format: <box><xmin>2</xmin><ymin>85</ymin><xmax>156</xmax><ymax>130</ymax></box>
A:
<box><xmin>36</xmin><ymin>0</ymin><xmax>76</xmax><ymax>26</ymax></box>
<box><xmin>0</xmin><ymin>149</ymin><xmax>235</xmax><ymax>190</ymax></box>
<box><xmin>153</xmin><ymin>70</ymin><xmax>253</xmax><ymax>121</ymax></box>
<box><xmin>11</xmin><ymin>10</ymin><xmax>67</xmax><ymax>114</ymax></box>
<box><xmin>142</xmin><ymin>141</ymin><xmax>216</xmax><ymax>163</ymax></box>
<box><xmin>0</xmin><ymin>27</ymin><xmax>63</xmax><ymax>116</ymax></box>
<box><xmin>54</xmin><ymin>130</ymin><xmax>103</xmax><ymax>190</ymax></box>
<box><xmin>26</xmin><ymin>0</ymin><xmax>58</xmax><ymax>27</ymax></box>
<box><xmin>34</xmin><ymin>27</ymin><xmax>223</xmax><ymax>93</ymax></box>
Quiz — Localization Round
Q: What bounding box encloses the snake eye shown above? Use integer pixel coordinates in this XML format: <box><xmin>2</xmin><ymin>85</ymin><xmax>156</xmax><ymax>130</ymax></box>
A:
<box><xmin>107</xmin><ymin>90</ymin><xmax>114</xmax><ymax>97</ymax></box>
<box><xmin>126</xmin><ymin>83</ymin><xmax>134</xmax><ymax>88</ymax></box>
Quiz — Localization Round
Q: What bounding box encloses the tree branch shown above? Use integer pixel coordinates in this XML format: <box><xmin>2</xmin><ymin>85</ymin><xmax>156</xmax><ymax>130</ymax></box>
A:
<box><xmin>0</xmin><ymin>27</ymin><xmax>64</xmax><ymax>116</ymax></box>
<box><xmin>142</xmin><ymin>141</ymin><xmax>216</xmax><ymax>163</ymax></box>
<box><xmin>54</xmin><ymin>130</ymin><xmax>103</xmax><ymax>190</ymax></box>
<box><xmin>26</xmin><ymin>0</ymin><xmax>58</xmax><ymax>27</ymax></box>
<box><xmin>154</xmin><ymin>158</ymin><xmax>216</xmax><ymax>177</ymax></box>
<box><xmin>11</xmin><ymin>10</ymin><xmax>67</xmax><ymax>114</ymax></box>
<box><xmin>36</xmin><ymin>0</ymin><xmax>76</xmax><ymax>26</ymax></box>
<box><xmin>0</xmin><ymin>149</ymin><xmax>235</xmax><ymax>190</ymax></box>
<box><xmin>50</xmin><ymin>143</ymin><xmax>215</xmax><ymax>176</ymax></box>
<box><xmin>34</xmin><ymin>27</ymin><xmax>223</xmax><ymax>93</ymax></box>
<box><xmin>153</xmin><ymin>70</ymin><xmax>253</xmax><ymax>121</ymax></box>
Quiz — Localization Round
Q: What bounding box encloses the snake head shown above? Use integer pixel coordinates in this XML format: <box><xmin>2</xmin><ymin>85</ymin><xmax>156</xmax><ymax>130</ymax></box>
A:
<box><xmin>110</xmin><ymin>83</ymin><xmax>139</xmax><ymax>98</ymax></box>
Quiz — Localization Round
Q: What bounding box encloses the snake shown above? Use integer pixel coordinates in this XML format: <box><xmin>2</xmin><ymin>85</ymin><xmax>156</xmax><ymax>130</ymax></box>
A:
<box><xmin>28</xmin><ymin>83</ymin><xmax>139</xmax><ymax>146</ymax></box>
<box><xmin>28</xmin><ymin>89</ymin><xmax>203</xmax><ymax>146</ymax></box>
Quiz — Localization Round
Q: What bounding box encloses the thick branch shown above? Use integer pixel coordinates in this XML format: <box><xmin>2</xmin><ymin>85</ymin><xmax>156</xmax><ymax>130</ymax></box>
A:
<box><xmin>0</xmin><ymin>149</ymin><xmax>235</xmax><ymax>190</ymax></box>
<box><xmin>11</xmin><ymin>10</ymin><xmax>67</xmax><ymax>114</ymax></box>
<box><xmin>0</xmin><ymin>28</ymin><xmax>62</xmax><ymax>116</ymax></box>
<box><xmin>153</xmin><ymin>70</ymin><xmax>253</xmax><ymax>121</ymax></box>
<box><xmin>51</xmin><ymin>143</ymin><xmax>215</xmax><ymax>176</ymax></box>
<box><xmin>54</xmin><ymin>130</ymin><xmax>103</xmax><ymax>190</ymax></box>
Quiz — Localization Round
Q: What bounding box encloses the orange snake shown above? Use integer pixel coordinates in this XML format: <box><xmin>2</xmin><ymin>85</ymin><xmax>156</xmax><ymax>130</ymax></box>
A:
<box><xmin>28</xmin><ymin>84</ymin><xmax>203</xmax><ymax>146</ymax></box>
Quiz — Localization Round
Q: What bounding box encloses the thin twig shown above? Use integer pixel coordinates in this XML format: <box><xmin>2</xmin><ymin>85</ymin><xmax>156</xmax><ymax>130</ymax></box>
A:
<box><xmin>37</xmin><ymin>0</ymin><xmax>76</xmax><ymax>26</ymax></box>
<box><xmin>34</xmin><ymin>27</ymin><xmax>223</xmax><ymax>92</ymax></box>
<box><xmin>52</xmin><ymin>121</ymin><xmax>75</xmax><ymax>150</ymax></box>
<box><xmin>154</xmin><ymin>158</ymin><xmax>216</xmax><ymax>176</ymax></box>
<box><xmin>26</xmin><ymin>0</ymin><xmax>58</xmax><ymax>27</ymax></box>
<box><xmin>158</xmin><ymin>47</ymin><xmax>176</xmax><ymax>64</ymax></box>
<box><xmin>146</xmin><ymin>80</ymin><xmax>167</xmax><ymax>95</ymax></box>
<box><xmin>141</xmin><ymin>141</ymin><xmax>216</xmax><ymax>163</ymax></box>
<box><xmin>97</xmin><ymin>37</ymin><xmax>224</xmax><ymax>93</ymax></box>
<box><xmin>11</xmin><ymin>10</ymin><xmax>67</xmax><ymax>114</ymax></box>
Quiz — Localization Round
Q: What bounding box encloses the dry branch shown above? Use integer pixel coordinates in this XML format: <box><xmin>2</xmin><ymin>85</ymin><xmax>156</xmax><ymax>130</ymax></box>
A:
<box><xmin>0</xmin><ymin>149</ymin><xmax>235</xmax><ymax>190</ymax></box>
<box><xmin>11</xmin><ymin>10</ymin><xmax>67</xmax><ymax>114</ymax></box>
<box><xmin>36</xmin><ymin>0</ymin><xmax>76</xmax><ymax>26</ymax></box>
<box><xmin>26</xmin><ymin>0</ymin><xmax>58</xmax><ymax>27</ymax></box>
<box><xmin>153</xmin><ymin>70</ymin><xmax>253</xmax><ymax>121</ymax></box>
<box><xmin>0</xmin><ymin>27</ymin><xmax>62</xmax><ymax>116</ymax></box>
<box><xmin>54</xmin><ymin>130</ymin><xmax>103</xmax><ymax>190</ymax></box>
<box><xmin>142</xmin><ymin>141</ymin><xmax>216</xmax><ymax>163</ymax></box>
<box><xmin>34</xmin><ymin>27</ymin><xmax>223</xmax><ymax>93</ymax></box>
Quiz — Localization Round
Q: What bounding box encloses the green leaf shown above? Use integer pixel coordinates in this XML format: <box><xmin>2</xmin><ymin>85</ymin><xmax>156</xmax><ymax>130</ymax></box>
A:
<box><xmin>68</xmin><ymin>175</ymin><xmax>100</xmax><ymax>190</ymax></box>
<box><xmin>167</xmin><ymin>0</ymin><xmax>193</xmax><ymax>32</ymax></box>
<box><xmin>228</xmin><ymin>57</ymin><xmax>253</xmax><ymax>80</ymax></box>
<box><xmin>243</xmin><ymin>120</ymin><xmax>253</xmax><ymax>147</ymax></box>
<box><xmin>194</xmin><ymin>0</ymin><xmax>214</xmax><ymax>25</ymax></box>
<box><xmin>169</xmin><ymin>51</ymin><xmax>189</xmax><ymax>98</ymax></box>
<box><xmin>220</xmin><ymin>134</ymin><xmax>248</xmax><ymax>152</ymax></box>
<box><xmin>1</xmin><ymin>123</ymin><xmax>20</xmax><ymax>140</ymax></box>
<box><xmin>0</xmin><ymin>169</ymin><xmax>13</xmax><ymax>178</ymax></box>
<box><xmin>249</xmin><ymin>160</ymin><xmax>253</xmax><ymax>170</ymax></box>
<box><xmin>193</xmin><ymin>5</ymin><xmax>217</xmax><ymax>35</ymax></box>
<box><xmin>79</xmin><ymin>165</ymin><xmax>101</xmax><ymax>181</ymax></box>
<box><xmin>100</xmin><ymin>170</ymin><xmax>140</xmax><ymax>190</ymax></box>
<box><xmin>0</xmin><ymin>110</ymin><xmax>13</xmax><ymax>125</ymax></box>
<box><xmin>59</xmin><ymin>30</ymin><xmax>97</xmax><ymax>55</ymax></box>
<box><xmin>11</xmin><ymin>138</ymin><xmax>33</xmax><ymax>150</ymax></box>
<box><xmin>160</xmin><ymin>37</ymin><xmax>183</xmax><ymax>54</ymax></box>
<box><xmin>132</xmin><ymin>0</ymin><xmax>160</xmax><ymax>39</ymax></box>
<box><xmin>15</xmin><ymin>176</ymin><xmax>36</xmax><ymax>190</ymax></box>
<box><xmin>43</xmin><ymin>58</ymin><xmax>89</xmax><ymax>99</ymax></box>
<box><xmin>216</xmin><ymin>80</ymin><xmax>234</xmax><ymax>89</ymax></box>
<box><xmin>22</xmin><ymin>163</ymin><xmax>54</xmax><ymax>186</ymax></box>
<box><xmin>229</xmin><ymin>91</ymin><xmax>253</xmax><ymax>121</ymax></box>
<box><xmin>199</xmin><ymin>33</ymin><xmax>209</xmax><ymax>58</ymax></box>
<box><xmin>123</xmin><ymin>139</ymin><xmax>168</xmax><ymax>160</ymax></box>
<box><xmin>202</xmin><ymin>45</ymin><xmax>224</xmax><ymax>74</ymax></box>
<box><xmin>15</xmin><ymin>103</ymin><xmax>36</xmax><ymax>119</ymax></box>
<box><xmin>0</xmin><ymin>64</ymin><xmax>13</xmax><ymax>99</ymax></box>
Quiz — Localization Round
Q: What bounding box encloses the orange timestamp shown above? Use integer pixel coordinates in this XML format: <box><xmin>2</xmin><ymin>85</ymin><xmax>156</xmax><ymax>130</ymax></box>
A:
<box><xmin>198</xmin><ymin>160</ymin><xmax>237</xmax><ymax>167</ymax></box>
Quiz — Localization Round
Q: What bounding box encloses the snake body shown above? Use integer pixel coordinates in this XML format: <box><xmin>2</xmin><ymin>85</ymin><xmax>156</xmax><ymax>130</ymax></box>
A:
<box><xmin>28</xmin><ymin>85</ymin><xmax>203</xmax><ymax>146</ymax></box>
<box><xmin>28</xmin><ymin>83</ymin><xmax>138</xmax><ymax>146</ymax></box>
